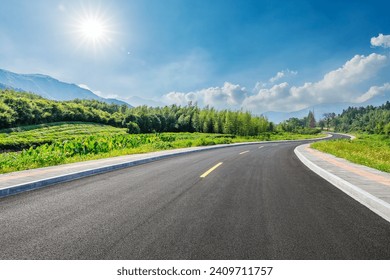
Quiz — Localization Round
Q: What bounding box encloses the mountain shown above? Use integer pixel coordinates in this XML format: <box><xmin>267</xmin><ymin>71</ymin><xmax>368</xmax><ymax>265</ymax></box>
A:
<box><xmin>264</xmin><ymin>91</ymin><xmax>390</xmax><ymax>123</ymax></box>
<box><xmin>264</xmin><ymin>103</ymin><xmax>352</xmax><ymax>124</ymax></box>
<box><xmin>0</xmin><ymin>69</ymin><xmax>132</xmax><ymax>107</ymax></box>
<box><xmin>123</xmin><ymin>95</ymin><xmax>166</xmax><ymax>107</ymax></box>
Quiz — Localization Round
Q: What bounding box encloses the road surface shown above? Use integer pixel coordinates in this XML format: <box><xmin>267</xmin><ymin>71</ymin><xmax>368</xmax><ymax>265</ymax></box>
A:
<box><xmin>1</xmin><ymin>137</ymin><xmax>390</xmax><ymax>259</ymax></box>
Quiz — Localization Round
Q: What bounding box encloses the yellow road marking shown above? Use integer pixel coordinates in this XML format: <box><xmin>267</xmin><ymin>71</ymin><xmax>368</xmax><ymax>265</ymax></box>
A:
<box><xmin>239</xmin><ymin>150</ymin><xmax>250</xmax><ymax>155</ymax></box>
<box><xmin>200</xmin><ymin>162</ymin><xmax>223</xmax><ymax>178</ymax></box>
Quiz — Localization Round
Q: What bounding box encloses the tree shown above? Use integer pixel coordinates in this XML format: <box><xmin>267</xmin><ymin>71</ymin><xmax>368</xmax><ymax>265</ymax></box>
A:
<box><xmin>279</xmin><ymin>117</ymin><xmax>303</xmax><ymax>132</ymax></box>
<box><xmin>318</xmin><ymin>119</ymin><xmax>325</xmax><ymax>130</ymax></box>
<box><xmin>1</xmin><ymin>89</ymin><xmax>278</xmax><ymax>136</ymax></box>
<box><xmin>323</xmin><ymin>112</ymin><xmax>336</xmax><ymax>131</ymax></box>
<box><xmin>307</xmin><ymin>111</ymin><xmax>316</xmax><ymax>128</ymax></box>
<box><xmin>0</xmin><ymin>103</ymin><xmax>16</xmax><ymax>128</ymax></box>
<box><xmin>126</xmin><ymin>122</ymin><xmax>140</xmax><ymax>134</ymax></box>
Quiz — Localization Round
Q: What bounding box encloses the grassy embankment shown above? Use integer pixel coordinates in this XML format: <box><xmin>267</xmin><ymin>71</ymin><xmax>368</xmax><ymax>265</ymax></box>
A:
<box><xmin>0</xmin><ymin>122</ymin><xmax>325</xmax><ymax>174</ymax></box>
<box><xmin>311</xmin><ymin>134</ymin><xmax>390</xmax><ymax>173</ymax></box>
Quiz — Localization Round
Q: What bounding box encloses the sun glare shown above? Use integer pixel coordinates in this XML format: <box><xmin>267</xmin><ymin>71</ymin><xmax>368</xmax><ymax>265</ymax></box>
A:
<box><xmin>80</xmin><ymin>18</ymin><xmax>106</xmax><ymax>41</ymax></box>
<box><xmin>71</xmin><ymin>6</ymin><xmax>116</xmax><ymax>53</ymax></box>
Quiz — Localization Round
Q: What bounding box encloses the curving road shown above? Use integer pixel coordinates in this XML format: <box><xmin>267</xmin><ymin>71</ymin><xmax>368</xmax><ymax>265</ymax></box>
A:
<box><xmin>1</xmin><ymin>137</ymin><xmax>390</xmax><ymax>259</ymax></box>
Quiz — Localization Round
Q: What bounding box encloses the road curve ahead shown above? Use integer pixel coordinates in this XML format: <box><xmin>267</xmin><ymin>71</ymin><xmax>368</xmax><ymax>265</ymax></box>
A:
<box><xmin>1</xmin><ymin>138</ymin><xmax>390</xmax><ymax>259</ymax></box>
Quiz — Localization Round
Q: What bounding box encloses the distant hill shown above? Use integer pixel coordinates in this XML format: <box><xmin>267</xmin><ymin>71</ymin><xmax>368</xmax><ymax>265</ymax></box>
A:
<box><xmin>264</xmin><ymin>91</ymin><xmax>390</xmax><ymax>123</ymax></box>
<box><xmin>264</xmin><ymin>102</ymin><xmax>353</xmax><ymax>123</ymax></box>
<box><xmin>124</xmin><ymin>95</ymin><xmax>166</xmax><ymax>107</ymax></box>
<box><xmin>0</xmin><ymin>68</ymin><xmax>132</xmax><ymax>107</ymax></box>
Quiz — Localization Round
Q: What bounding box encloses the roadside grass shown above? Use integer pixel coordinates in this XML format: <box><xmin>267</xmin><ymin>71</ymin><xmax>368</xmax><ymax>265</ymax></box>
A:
<box><xmin>311</xmin><ymin>134</ymin><xmax>390</xmax><ymax>173</ymax></box>
<box><xmin>0</xmin><ymin>122</ymin><xmax>127</xmax><ymax>151</ymax></box>
<box><xmin>0</xmin><ymin>122</ymin><xmax>326</xmax><ymax>174</ymax></box>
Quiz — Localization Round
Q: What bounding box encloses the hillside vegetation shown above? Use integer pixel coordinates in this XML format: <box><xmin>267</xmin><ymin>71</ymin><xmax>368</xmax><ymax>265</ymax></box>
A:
<box><xmin>322</xmin><ymin>102</ymin><xmax>390</xmax><ymax>134</ymax></box>
<box><xmin>0</xmin><ymin>89</ymin><xmax>273</xmax><ymax>136</ymax></box>
<box><xmin>0</xmin><ymin>89</ymin><xmax>326</xmax><ymax>137</ymax></box>
<box><xmin>0</xmin><ymin>122</ymin><xmax>324</xmax><ymax>174</ymax></box>
<box><xmin>312</xmin><ymin>103</ymin><xmax>390</xmax><ymax>172</ymax></box>
<box><xmin>0</xmin><ymin>90</ymin><xmax>326</xmax><ymax>173</ymax></box>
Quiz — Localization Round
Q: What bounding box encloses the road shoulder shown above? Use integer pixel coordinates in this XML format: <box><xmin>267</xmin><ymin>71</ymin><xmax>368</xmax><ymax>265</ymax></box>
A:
<box><xmin>295</xmin><ymin>143</ymin><xmax>390</xmax><ymax>223</ymax></box>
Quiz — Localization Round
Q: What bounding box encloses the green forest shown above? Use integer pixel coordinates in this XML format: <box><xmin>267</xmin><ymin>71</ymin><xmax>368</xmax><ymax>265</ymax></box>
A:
<box><xmin>0</xmin><ymin>89</ymin><xmax>274</xmax><ymax>136</ymax></box>
<box><xmin>312</xmin><ymin>102</ymin><xmax>390</xmax><ymax>173</ymax></box>
<box><xmin>1</xmin><ymin>89</ymin><xmax>388</xmax><ymax>137</ymax></box>
<box><xmin>322</xmin><ymin>102</ymin><xmax>390</xmax><ymax>135</ymax></box>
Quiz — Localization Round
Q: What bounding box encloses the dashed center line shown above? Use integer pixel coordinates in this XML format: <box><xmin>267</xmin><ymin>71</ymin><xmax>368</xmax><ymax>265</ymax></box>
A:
<box><xmin>200</xmin><ymin>162</ymin><xmax>223</xmax><ymax>178</ymax></box>
<box><xmin>239</xmin><ymin>150</ymin><xmax>250</xmax><ymax>155</ymax></box>
<box><xmin>258</xmin><ymin>146</ymin><xmax>264</xmax><ymax>149</ymax></box>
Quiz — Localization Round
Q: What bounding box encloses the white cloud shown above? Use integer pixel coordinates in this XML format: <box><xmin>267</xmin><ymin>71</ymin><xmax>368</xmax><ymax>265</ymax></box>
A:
<box><xmin>78</xmin><ymin>84</ymin><xmax>91</xmax><ymax>90</ymax></box>
<box><xmin>269</xmin><ymin>69</ymin><xmax>297</xmax><ymax>83</ymax></box>
<box><xmin>163</xmin><ymin>91</ymin><xmax>197</xmax><ymax>106</ymax></box>
<box><xmin>248</xmin><ymin>53</ymin><xmax>388</xmax><ymax>112</ymax></box>
<box><xmin>78</xmin><ymin>84</ymin><xmax>119</xmax><ymax>99</ymax></box>
<box><xmin>78</xmin><ymin>84</ymin><xmax>103</xmax><ymax>96</ymax></box>
<box><xmin>163</xmin><ymin>53</ymin><xmax>389</xmax><ymax>113</ymax></box>
<box><xmin>202</xmin><ymin>82</ymin><xmax>247</xmax><ymax>106</ymax></box>
<box><xmin>371</xmin><ymin>34</ymin><xmax>390</xmax><ymax>48</ymax></box>
<box><xmin>243</xmin><ymin>82</ymin><xmax>292</xmax><ymax>112</ymax></box>
<box><xmin>164</xmin><ymin>82</ymin><xmax>247</xmax><ymax>108</ymax></box>
<box><xmin>355</xmin><ymin>83</ymin><xmax>390</xmax><ymax>103</ymax></box>
<box><xmin>269</xmin><ymin>72</ymin><xmax>285</xmax><ymax>83</ymax></box>
<box><xmin>290</xmin><ymin>53</ymin><xmax>388</xmax><ymax>103</ymax></box>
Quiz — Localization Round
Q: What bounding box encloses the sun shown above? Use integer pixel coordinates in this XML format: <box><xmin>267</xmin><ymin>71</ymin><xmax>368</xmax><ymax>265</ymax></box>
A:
<box><xmin>80</xmin><ymin>17</ymin><xmax>107</xmax><ymax>41</ymax></box>
<box><xmin>76</xmin><ymin>14</ymin><xmax>111</xmax><ymax>47</ymax></box>
<box><xmin>71</xmin><ymin>6</ymin><xmax>115</xmax><ymax>52</ymax></box>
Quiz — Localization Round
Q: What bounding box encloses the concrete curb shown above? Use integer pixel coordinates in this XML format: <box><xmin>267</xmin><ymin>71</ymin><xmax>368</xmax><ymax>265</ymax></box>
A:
<box><xmin>0</xmin><ymin>134</ymin><xmax>330</xmax><ymax>198</ymax></box>
<box><xmin>294</xmin><ymin>144</ymin><xmax>390</xmax><ymax>223</ymax></box>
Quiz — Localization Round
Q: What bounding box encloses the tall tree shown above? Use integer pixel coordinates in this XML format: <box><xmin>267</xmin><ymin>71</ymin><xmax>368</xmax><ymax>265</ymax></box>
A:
<box><xmin>323</xmin><ymin>112</ymin><xmax>336</xmax><ymax>131</ymax></box>
<box><xmin>307</xmin><ymin>111</ymin><xmax>316</xmax><ymax>128</ymax></box>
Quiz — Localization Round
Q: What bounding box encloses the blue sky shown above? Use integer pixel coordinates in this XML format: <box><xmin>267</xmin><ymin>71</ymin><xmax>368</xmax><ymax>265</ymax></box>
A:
<box><xmin>1</xmin><ymin>0</ymin><xmax>390</xmax><ymax>112</ymax></box>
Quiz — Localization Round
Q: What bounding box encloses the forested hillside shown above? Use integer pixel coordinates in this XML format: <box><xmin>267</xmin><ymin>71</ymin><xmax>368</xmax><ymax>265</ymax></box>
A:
<box><xmin>0</xmin><ymin>89</ymin><xmax>273</xmax><ymax>136</ymax></box>
<box><xmin>323</xmin><ymin>102</ymin><xmax>390</xmax><ymax>134</ymax></box>
<box><xmin>312</xmin><ymin>102</ymin><xmax>390</xmax><ymax>172</ymax></box>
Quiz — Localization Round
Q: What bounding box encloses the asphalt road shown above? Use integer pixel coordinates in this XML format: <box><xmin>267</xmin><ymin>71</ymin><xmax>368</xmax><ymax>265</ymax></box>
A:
<box><xmin>1</xmin><ymin>137</ymin><xmax>390</xmax><ymax>259</ymax></box>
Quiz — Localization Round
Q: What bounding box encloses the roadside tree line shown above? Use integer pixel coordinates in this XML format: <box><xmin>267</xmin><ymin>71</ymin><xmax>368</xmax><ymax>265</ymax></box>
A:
<box><xmin>0</xmin><ymin>90</ymin><xmax>274</xmax><ymax>136</ymax></box>
<box><xmin>321</xmin><ymin>102</ymin><xmax>390</xmax><ymax>135</ymax></box>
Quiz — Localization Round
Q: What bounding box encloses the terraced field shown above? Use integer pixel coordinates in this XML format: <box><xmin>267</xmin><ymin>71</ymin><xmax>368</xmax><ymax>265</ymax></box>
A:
<box><xmin>0</xmin><ymin>122</ymin><xmax>127</xmax><ymax>150</ymax></box>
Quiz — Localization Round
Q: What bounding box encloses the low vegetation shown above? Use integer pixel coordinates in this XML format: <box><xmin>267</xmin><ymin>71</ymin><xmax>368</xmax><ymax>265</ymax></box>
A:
<box><xmin>0</xmin><ymin>90</ymin><xmax>326</xmax><ymax>174</ymax></box>
<box><xmin>0</xmin><ymin>122</ymin><xmax>325</xmax><ymax>174</ymax></box>
<box><xmin>0</xmin><ymin>122</ymin><xmax>126</xmax><ymax>151</ymax></box>
<box><xmin>312</xmin><ymin>102</ymin><xmax>390</xmax><ymax>172</ymax></box>
<box><xmin>311</xmin><ymin>134</ymin><xmax>390</xmax><ymax>173</ymax></box>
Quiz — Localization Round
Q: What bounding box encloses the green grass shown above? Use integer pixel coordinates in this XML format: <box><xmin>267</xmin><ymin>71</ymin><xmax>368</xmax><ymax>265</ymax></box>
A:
<box><xmin>0</xmin><ymin>122</ymin><xmax>326</xmax><ymax>174</ymax></box>
<box><xmin>0</xmin><ymin>122</ymin><xmax>127</xmax><ymax>150</ymax></box>
<box><xmin>311</xmin><ymin>134</ymin><xmax>390</xmax><ymax>173</ymax></box>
